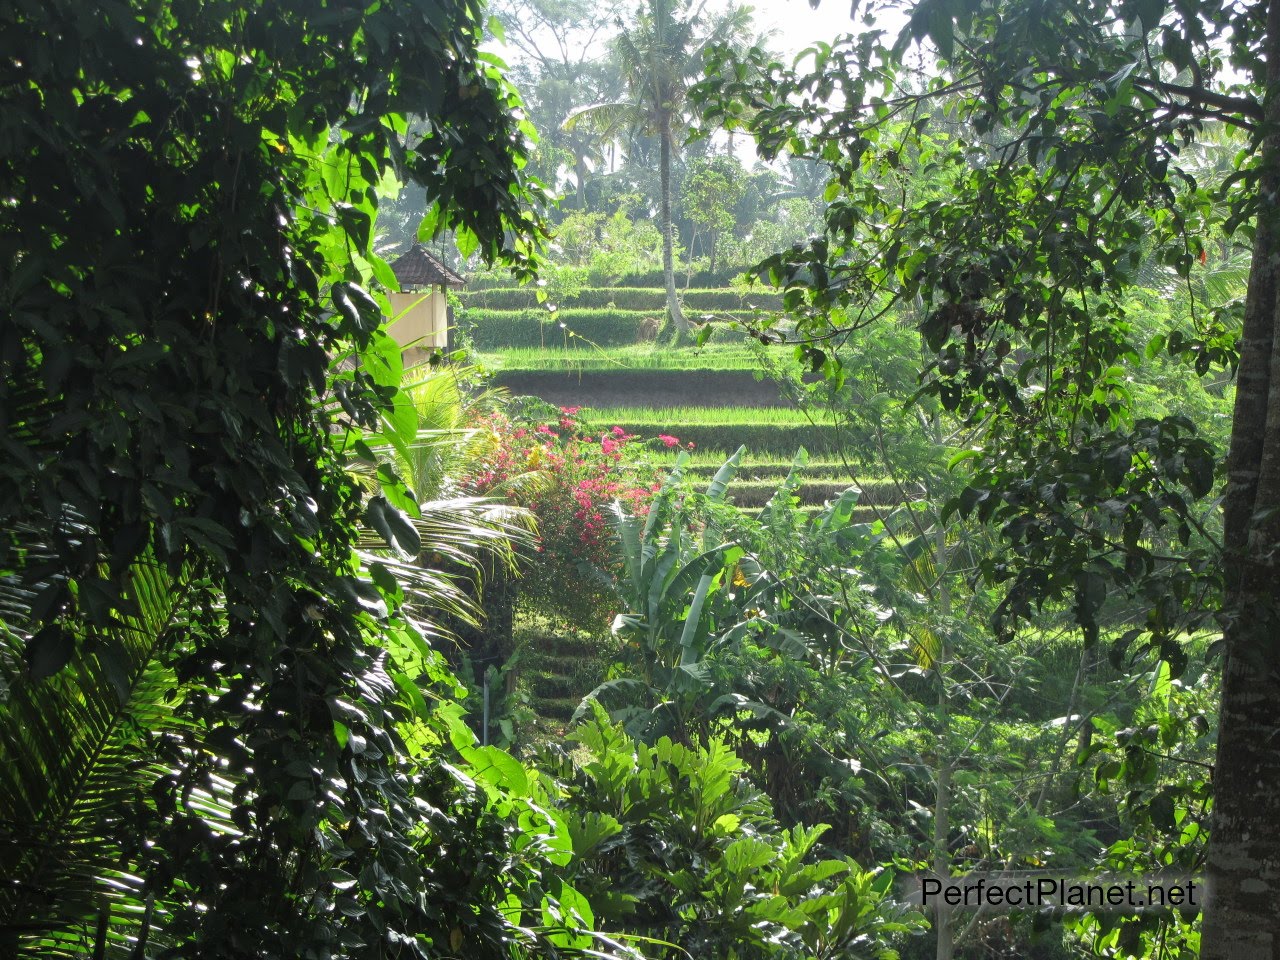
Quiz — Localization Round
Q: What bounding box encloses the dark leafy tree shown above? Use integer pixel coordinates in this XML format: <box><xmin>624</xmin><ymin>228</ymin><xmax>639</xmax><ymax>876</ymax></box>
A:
<box><xmin>0</xmin><ymin>0</ymin><xmax>570</xmax><ymax>956</ymax></box>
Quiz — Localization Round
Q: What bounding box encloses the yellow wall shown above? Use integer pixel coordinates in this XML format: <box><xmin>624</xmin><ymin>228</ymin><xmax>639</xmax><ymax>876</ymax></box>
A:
<box><xmin>387</xmin><ymin>288</ymin><xmax>448</xmax><ymax>355</ymax></box>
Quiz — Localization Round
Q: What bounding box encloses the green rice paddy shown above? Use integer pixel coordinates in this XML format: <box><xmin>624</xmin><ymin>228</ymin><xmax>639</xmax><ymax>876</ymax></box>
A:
<box><xmin>478</xmin><ymin>344</ymin><xmax>785</xmax><ymax>374</ymax></box>
<box><xmin>582</xmin><ymin>404</ymin><xmax>827</xmax><ymax>426</ymax></box>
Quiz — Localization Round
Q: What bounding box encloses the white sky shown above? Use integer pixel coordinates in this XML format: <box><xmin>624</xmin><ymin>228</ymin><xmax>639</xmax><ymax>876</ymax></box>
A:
<box><xmin>739</xmin><ymin>0</ymin><xmax>909</xmax><ymax>59</ymax></box>
<box><xmin>485</xmin><ymin>0</ymin><xmax>909</xmax><ymax>68</ymax></box>
<box><xmin>751</xmin><ymin>0</ymin><xmax>858</xmax><ymax>57</ymax></box>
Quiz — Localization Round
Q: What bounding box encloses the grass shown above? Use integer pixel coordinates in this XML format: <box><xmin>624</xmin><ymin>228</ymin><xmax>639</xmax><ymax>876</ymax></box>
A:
<box><xmin>582</xmin><ymin>406</ymin><xmax>838</xmax><ymax>457</ymax></box>
<box><xmin>596</xmin><ymin>423</ymin><xmax>837</xmax><ymax>457</ymax></box>
<box><xmin>683</xmin><ymin>459</ymin><xmax>855</xmax><ymax>478</ymax></box>
<box><xmin>724</xmin><ymin>479</ymin><xmax>914</xmax><ymax>506</ymax></box>
<box><xmin>652</xmin><ymin>450</ymin><xmax>883</xmax><ymax>475</ymax></box>
<box><xmin>722</xmin><ymin>479</ymin><xmax>850</xmax><ymax>506</ymax></box>
<box><xmin>651</xmin><ymin>449</ymin><xmax>846</xmax><ymax>467</ymax></box>
<box><xmin>460</xmin><ymin>285</ymin><xmax>785</xmax><ymax>312</ymax></box>
<box><xmin>583</xmin><ymin>404</ymin><xmax>829</xmax><ymax>425</ymax></box>
<box><xmin>477</xmin><ymin>344</ymin><xmax>787</xmax><ymax>374</ymax></box>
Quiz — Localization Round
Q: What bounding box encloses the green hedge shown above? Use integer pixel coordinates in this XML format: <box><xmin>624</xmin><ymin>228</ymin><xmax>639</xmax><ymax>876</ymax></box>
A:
<box><xmin>462</xmin><ymin>308</ymin><xmax>647</xmax><ymax>349</ymax></box>
<box><xmin>462</xmin><ymin>308</ymin><xmax>757</xmax><ymax>349</ymax></box>
<box><xmin>685</xmin><ymin>460</ymin><xmax>857</xmax><ymax>480</ymax></box>
<box><xmin>613</xmin><ymin>266</ymin><xmax>746</xmax><ymax>287</ymax></box>
<box><xmin>464</xmin><ymin>266</ymin><xmax>749</xmax><ymax>290</ymax></box>
<box><xmin>684</xmin><ymin>289</ymin><xmax>783</xmax><ymax>312</ymax></box>
<box><xmin>461</xmin><ymin>286</ymin><xmax>783</xmax><ymax>312</ymax></box>
<box><xmin>479</xmin><ymin>345</ymin><xmax>772</xmax><ymax>373</ymax></box>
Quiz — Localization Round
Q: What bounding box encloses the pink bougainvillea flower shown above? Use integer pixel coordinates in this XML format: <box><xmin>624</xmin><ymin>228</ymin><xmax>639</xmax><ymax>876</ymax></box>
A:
<box><xmin>560</xmin><ymin>405</ymin><xmax>581</xmax><ymax>415</ymax></box>
<box><xmin>536</xmin><ymin>424</ymin><xmax>555</xmax><ymax>435</ymax></box>
<box><xmin>611</xmin><ymin>426</ymin><xmax>625</xmax><ymax>437</ymax></box>
<box><xmin>601</xmin><ymin>438</ymin><xmax>619</xmax><ymax>454</ymax></box>
<box><xmin>658</xmin><ymin>434</ymin><xmax>679</xmax><ymax>447</ymax></box>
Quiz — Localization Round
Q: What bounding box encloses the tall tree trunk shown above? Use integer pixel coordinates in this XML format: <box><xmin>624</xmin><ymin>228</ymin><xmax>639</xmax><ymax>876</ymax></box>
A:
<box><xmin>574</xmin><ymin>154</ymin><xmax>588</xmax><ymax>210</ymax></box>
<box><xmin>686</xmin><ymin>227</ymin><xmax>697</xmax><ymax>288</ymax></box>
<box><xmin>659</xmin><ymin>112</ymin><xmax>689</xmax><ymax>343</ymax></box>
<box><xmin>1201</xmin><ymin>0</ymin><xmax>1280</xmax><ymax>951</ymax></box>
<box><xmin>933</xmin><ymin>519</ymin><xmax>954</xmax><ymax>960</ymax></box>
<box><xmin>933</xmin><ymin>759</ymin><xmax>953</xmax><ymax>960</ymax></box>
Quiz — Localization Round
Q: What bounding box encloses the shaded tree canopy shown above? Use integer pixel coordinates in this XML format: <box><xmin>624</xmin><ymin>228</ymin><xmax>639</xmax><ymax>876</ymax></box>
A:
<box><xmin>0</xmin><ymin>0</ymin><xmax>553</xmax><ymax>954</ymax></box>
<box><xmin>697</xmin><ymin>0</ymin><xmax>1280</xmax><ymax>951</ymax></box>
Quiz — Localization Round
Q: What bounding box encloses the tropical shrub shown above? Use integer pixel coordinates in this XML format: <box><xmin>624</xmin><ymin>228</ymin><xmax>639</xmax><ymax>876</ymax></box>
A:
<box><xmin>0</xmin><ymin>0</ymin><xmax>618</xmax><ymax>954</ymax></box>
<box><xmin>553</xmin><ymin>209</ymin><xmax>669</xmax><ymax>285</ymax></box>
<box><xmin>460</xmin><ymin>408</ymin><xmax>686</xmax><ymax>630</ymax></box>
<box><xmin>543</xmin><ymin>707</ymin><xmax>927</xmax><ymax>959</ymax></box>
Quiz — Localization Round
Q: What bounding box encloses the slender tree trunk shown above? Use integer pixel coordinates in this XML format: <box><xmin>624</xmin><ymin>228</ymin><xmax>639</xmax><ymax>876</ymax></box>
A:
<box><xmin>933</xmin><ymin>521</ymin><xmax>954</xmax><ymax>960</ymax></box>
<box><xmin>659</xmin><ymin>111</ymin><xmax>689</xmax><ymax>343</ymax></box>
<box><xmin>933</xmin><ymin>758</ymin><xmax>954</xmax><ymax>960</ymax></box>
<box><xmin>575</xmin><ymin>154</ymin><xmax>588</xmax><ymax>210</ymax></box>
<box><xmin>685</xmin><ymin>227</ymin><xmax>696</xmax><ymax>288</ymax></box>
<box><xmin>1201</xmin><ymin>0</ymin><xmax>1280</xmax><ymax>951</ymax></box>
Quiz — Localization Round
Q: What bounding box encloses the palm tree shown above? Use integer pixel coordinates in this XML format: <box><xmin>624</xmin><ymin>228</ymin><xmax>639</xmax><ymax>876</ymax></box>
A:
<box><xmin>348</xmin><ymin>362</ymin><xmax>537</xmax><ymax>632</ymax></box>
<box><xmin>566</xmin><ymin>0</ymin><xmax>755</xmax><ymax>343</ymax></box>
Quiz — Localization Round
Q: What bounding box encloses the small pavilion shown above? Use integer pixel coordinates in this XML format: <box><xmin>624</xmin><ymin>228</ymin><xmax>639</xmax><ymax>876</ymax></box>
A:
<box><xmin>386</xmin><ymin>244</ymin><xmax>466</xmax><ymax>361</ymax></box>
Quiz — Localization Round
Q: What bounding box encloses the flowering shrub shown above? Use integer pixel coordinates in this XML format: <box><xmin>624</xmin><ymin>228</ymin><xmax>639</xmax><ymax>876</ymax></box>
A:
<box><xmin>460</xmin><ymin>407</ymin><xmax>676</xmax><ymax>630</ymax></box>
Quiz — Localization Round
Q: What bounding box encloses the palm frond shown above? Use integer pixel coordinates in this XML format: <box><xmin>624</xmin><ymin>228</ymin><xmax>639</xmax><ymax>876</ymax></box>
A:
<box><xmin>564</xmin><ymin>101</ymin><xmax>647</xmax><ymax>136</ymax></box>
<box><xmin>0</xmin><ymin>547</ymin><xmax>211</xmax><ymax>957</ymax></box>
<box><xmin>399</xmin><ymin>367</ymin><xmax>466</xmax><ymax>500</ymax></box>
<box><xmin>356</xmin><ymin>495</ymin><xmax>535</xmax><ymax>640</ymax></box>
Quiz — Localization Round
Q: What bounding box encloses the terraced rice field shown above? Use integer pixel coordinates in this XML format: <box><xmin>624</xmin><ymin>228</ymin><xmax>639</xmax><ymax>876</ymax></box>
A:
<box><xmin>460</xmin><ymin>285</ymin><xmax>905</xmax><ymax>722</ymax></box>
<box><xmin>462</xmin><ymin>276</ymin><xmax>847</xmax><ymax>493</ymax></box>
<box><xmin>582</xmin><ymin>404</ymin><xmax>828</xmax><ymax>425</ymax></box>
<box><xmin>475</xmin><ymin>343</ymin><xmax>881</xmax><ymax>510</ymax></box>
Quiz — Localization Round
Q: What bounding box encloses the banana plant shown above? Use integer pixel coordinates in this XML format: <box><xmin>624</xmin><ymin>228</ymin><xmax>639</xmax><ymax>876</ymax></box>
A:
<box><xmin>578</xmin><ymin>448</ymin><xmax>747</xmax><ymax>739</ymax></box>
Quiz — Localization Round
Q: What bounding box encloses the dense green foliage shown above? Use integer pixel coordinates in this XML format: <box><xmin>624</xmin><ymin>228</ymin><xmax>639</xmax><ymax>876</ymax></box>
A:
<box><xmin>689</xmin><ymin>0</ymin><xmax>1280</xmax><ymax>950</ymax></box>
<box><xmin>545</xmin><ymin>708</ymin><xmax>924</xmax><ymax>959</ymax></box>
<box><xmin>9</xmin><ymin>0</ymin><xmax>1280</xmax><ymax>955</ymax></box>
<box><xmin>0</xmin><ymin>0</ymin><xmax>567</xmax><ymax>955</ymax></box>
